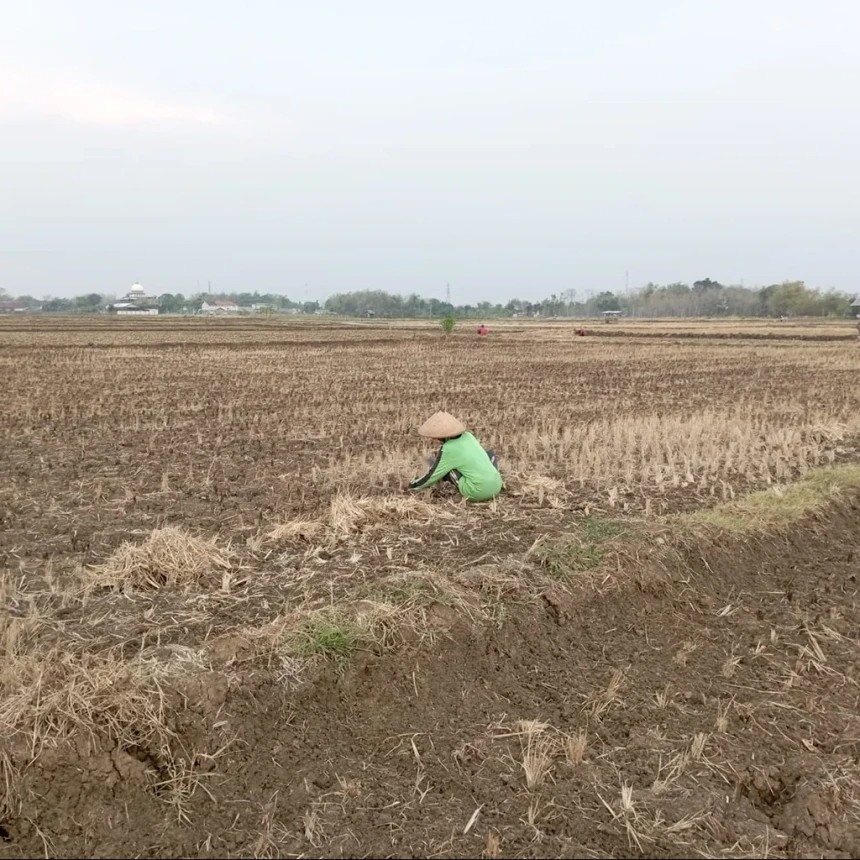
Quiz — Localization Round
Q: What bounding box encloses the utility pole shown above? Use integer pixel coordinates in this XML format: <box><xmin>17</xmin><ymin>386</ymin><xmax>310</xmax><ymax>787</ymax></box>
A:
<box><xmin>625</xmin><ymin>270</ymin><xmax>629</xmax><ymax>291</ymax></box>
<box><xmin>446</xmin><ymin>282</ymin><xmax>451</xmax><ymax>305</ymax></box>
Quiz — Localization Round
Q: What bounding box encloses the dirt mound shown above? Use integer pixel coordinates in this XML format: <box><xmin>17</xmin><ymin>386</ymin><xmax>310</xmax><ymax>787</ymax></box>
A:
<box><xmin>2</xmin><ymin>493</ymin><xmax>860</xmax><ymax>858</ymax></box>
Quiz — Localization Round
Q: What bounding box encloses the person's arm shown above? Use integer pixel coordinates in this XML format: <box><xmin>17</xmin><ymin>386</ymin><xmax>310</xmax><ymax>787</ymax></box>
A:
<box><xmin>409</xmin><ymin>445</ymin><xmax>456</xmax><ymax>491</ymax></box>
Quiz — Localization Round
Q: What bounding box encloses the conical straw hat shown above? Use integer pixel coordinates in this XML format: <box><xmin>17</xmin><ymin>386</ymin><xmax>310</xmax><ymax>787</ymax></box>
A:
<box><xmin>418</xmin><ymin>411</ymin><xmax>467</xmax><ymax>439</ymax></box>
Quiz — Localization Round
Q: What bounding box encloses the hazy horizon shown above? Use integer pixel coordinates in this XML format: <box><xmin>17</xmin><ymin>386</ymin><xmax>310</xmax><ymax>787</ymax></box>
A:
<box><xmin>2</xmin><ymin>1</ymin><xmax>859</xmax><ymax>303</ymax></box>
<box><xmin>7</xmin><ymin>279</ymin><xmax>853</xmax><ymax>307</ymax></box>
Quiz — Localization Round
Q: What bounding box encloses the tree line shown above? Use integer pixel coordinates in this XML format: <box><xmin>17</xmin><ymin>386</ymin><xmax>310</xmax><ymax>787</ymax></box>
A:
<box><xmin>324</xmin><ymin>280</ymin><xmax>855</xmax><ymax>318</ymax></box>
<box><xmin>1</xmin><ymin>280</ymin><xmax>855</xmax><ymax>318</ymax></box>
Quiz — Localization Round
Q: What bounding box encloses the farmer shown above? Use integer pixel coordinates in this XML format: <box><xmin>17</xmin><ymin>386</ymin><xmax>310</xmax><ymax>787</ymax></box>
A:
<box><xmin>409</xmin><ymin>411</ymin><xmax>502</xmax><ymax>501</ymax></box>
<box><xmin>477</xmin><ymin>324</ymin><xmax>488</xmax><ymax>336</ymax></box>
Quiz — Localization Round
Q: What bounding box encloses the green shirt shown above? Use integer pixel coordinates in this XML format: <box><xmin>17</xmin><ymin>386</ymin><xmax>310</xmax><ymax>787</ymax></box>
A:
<box><xmin>410</xmin><ymin>432</ymin><xmax>502</xmax><ymax>501</ymax></box>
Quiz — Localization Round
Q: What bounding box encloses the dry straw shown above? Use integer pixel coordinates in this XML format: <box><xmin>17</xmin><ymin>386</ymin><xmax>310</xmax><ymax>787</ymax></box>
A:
<box><xmin>266</xmin><ymin>492</ymin><xmax>449</xmax><ymax>547</ymax></box>
<box><xmin>85</xmin><ymin>526</ymin><xmax>233</xmax><ymax>591</ymax></box>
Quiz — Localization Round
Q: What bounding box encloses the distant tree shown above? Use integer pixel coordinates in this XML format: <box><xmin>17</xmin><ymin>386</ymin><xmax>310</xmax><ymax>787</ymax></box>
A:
<box><xmin>665</xmin><ymin>282</ymin><xmax>691</xmax><ymax>295</ymax></box>
<box><xmin>692</xmin><ymin>278</ymin><xmax>723</xmax><ymax>292</ymax></box>
<box><xmin>325</xmin><ymin>290</ymin><xmax>403</xmax><ymax>316</ymax></box>
<box><xmin>14</xmin><ymin>295</ymin><xmax>41</xmax><ymax>309</ymax></box>
<box><xmin>542</xmin><ymin>294</ymin><xmax>567</xmax><ymax>316</ymax></box>
<box><xmin>73</xmin><ymin>293</ymin><xmax>103</xmax><ymax>313</ymax></box>
<box><xmin>41</xmin><ymin>297</ymin><xmax>74</xmax><ymax>313</ymax></box>
<box><xmin>274</xmin><ymin>294</ymin><xmax>298</xmax><ymax>310</ymax></box>
<box><xmin>401</xmin><ymin>293</ymin><xmax>428</xmax><ymax>317</ymax></box>
<box><xmin>158</xmin><ymin>293</ymin><xmax>187</xmax><ymax>314</ymax></box>
<box><xmin>591</xmin><ymin>291</ymin><xmax>621</xmax><ymax>313</ymax></box>
<box><xmin>428</xmin><ymin>298</ymin><xmax>454</xmax><ymax>317</ymax></box>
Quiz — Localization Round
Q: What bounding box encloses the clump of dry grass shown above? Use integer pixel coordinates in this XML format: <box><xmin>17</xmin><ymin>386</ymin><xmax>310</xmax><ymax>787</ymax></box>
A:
<box><xmin>517</xmin><ymin>720</ymin><xmax>556</xmax><ymax>790</ymax></box>
<box><xmin>492</xmin><ymin>718</ymin><xmax>590</xmax><ymax>791</ymax></box>
<box><xmin>514</xmin><ymin>474</ymin><xmax>569</xmax><ymax>507</ymax></box>
<box><xmin>266</xmin><ymin>492</ymin><xmax>451</xmax><ymax>548</ymax></box>
<box><xmin>482</xmin><ymin>830</ymin><xmax>501</xmax><ymax>859</ymax></box>
<box><xmin>587</xmin><ymin>667</ymin><xmax>627</xmax><ymax>717</ymax></box>
<box><xmin>265</xmin><ymin>518</ymin><xmax>325</xmax><ymax>543</ymax></box>
<box><xmin>565</xmin><ymin>728</ymin><xmax>588</xmax><ymax>765</ymax></box>
<box><xmin>452</xmin><ymin>559</ymin><xmax>529</xmax><ymax>602</ymax></box>
<box><xmin>84</xmin><ymin>526</ymin><xmax>233</xmax><ymax>591</ymax></box>
<box><xmin>329</xmin><ymin>492</ymin><xmax>439</xmax><ymax>535</ymax></box>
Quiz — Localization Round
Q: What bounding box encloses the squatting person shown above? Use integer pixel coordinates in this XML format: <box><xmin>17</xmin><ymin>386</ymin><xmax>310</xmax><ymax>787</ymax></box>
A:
<box><xmin>409</xmin><ymin>411</ymin><xmax>502</xmax><ymax>502</ymax></box>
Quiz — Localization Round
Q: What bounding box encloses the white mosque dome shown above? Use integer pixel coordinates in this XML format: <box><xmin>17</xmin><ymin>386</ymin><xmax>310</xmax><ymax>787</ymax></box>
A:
<box><xmin>129</xmin><ymin>283</ymin><xmax>146</xmax><ymax>294</ymax></box>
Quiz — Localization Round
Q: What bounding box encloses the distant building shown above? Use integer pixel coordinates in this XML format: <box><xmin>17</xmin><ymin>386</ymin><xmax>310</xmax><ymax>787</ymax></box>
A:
<box><xmin>852</xmin><ymin>295</ymin><xmax>860</xmax><ymax>316</ymax></box>
<box><xmin>108</xmin><ymin>282</ymin><xmax>159</xmax><ymax>315</ymax></box>
<box><xmin>601</xmin><ymin>310</ymin><xmax>623</xmax><ymax>323</ymax></box>
<box><xmin>114</xmin><ymin>306</ymin><xmax>158</xmax><ymax>316</ymax></box>
<box><xmin>0</xmin><ymin>302</ymin><xmax>26</xmax><ymax>314</ymax></box>
<box><xmin>125</xmin><ymin>283</ymin><xmax>151</xmax><ymax>302</ymax></box>
<box><xmin>201</xmin><ymin>300</ymin><xmax>240</xmax><ymax>315</ymax></box>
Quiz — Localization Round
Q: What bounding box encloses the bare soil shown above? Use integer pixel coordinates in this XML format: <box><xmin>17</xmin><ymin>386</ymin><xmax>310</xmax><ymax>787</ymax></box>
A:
<box><xmin>3</xmin><ymin>496</ymin><xmax>860</xmax><ymax>859</ymax></box>
<box><xmin>2</xmin><ymin>319</ymin><xmax>860</xmax><ymax>858</ymax></box>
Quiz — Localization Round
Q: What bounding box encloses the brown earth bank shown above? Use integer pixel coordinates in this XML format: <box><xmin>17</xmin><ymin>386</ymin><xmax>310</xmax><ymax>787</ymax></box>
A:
<box><xmin>3</xmin><ymin>499</ymin><xmax>860</xmax><ymax>859</ymax></box>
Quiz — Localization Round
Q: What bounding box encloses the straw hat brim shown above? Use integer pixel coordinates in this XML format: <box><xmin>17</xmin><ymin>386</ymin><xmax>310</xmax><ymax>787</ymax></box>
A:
<box><xmin>418</xmin><ymin>411</ymin><xmax>467</xmax><ymax>439</ymax></box>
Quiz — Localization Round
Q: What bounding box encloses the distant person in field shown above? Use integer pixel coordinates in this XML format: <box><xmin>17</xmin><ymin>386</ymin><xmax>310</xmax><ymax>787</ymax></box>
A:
<box><xmin>409</xmin><ymin>411</ymin><xmax>502</xmax><ymax>502</ymax></box>
<box><xmin>477</xmin><ymin>324</ymin><xmax>488</xmax><ymax>336</ymax></box>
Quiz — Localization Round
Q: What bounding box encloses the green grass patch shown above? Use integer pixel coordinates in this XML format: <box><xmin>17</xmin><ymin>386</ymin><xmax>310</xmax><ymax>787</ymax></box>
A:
<box><xmin>581</xmin><ymin>516</ymin><xmax>626</xmax><ymax>543</ymax></box>
<box><xmin>681</xmin><ymin>465</ymin><xmax>860</xmax><ymax>533</ymax></box>
<box><xmin>294</xmin><ymin>617</ymin><xmax>359</xmax><ymax>659</ymax></box>
<box><xmin>531</xmin><ymin>516</ymin><xmax>630</xmax><ymax>580</ymax></box>
<box><xmin>531</xmin><ymin>540</ymin><xmax>604</xmax><ymax>579</ymax></box>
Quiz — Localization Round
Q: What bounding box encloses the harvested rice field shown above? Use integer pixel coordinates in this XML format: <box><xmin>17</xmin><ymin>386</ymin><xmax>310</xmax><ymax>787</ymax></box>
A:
<box><xmin>2</xmin><ymin>316</ymin><xmax>860</xmax><ymax>859</ymax></box>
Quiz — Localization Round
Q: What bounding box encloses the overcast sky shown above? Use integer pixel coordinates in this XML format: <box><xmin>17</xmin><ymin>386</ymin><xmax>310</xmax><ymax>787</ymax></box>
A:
<box><xmin>1</xmin><ymin>0</ymin><xmax>858</xmax><ymax>302</ymax></box>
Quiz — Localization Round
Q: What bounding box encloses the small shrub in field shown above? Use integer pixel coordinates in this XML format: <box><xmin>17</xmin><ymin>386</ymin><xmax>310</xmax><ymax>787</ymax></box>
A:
<box><xmin>440</xmin><ymin>315</ymin><xmax>456</xmax><ymax>335</ymax></box>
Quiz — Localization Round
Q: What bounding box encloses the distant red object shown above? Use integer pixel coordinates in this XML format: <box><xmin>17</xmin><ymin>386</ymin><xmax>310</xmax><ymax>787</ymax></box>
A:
<box><xmin>477</xmin><ymin>325</ymin><xmax>488</xmax><ymax>336</ymax></box>
<box><xmin>576</xmin><ymin>328</ymin><xmax>589</xmax><ymax>337</ymax></box>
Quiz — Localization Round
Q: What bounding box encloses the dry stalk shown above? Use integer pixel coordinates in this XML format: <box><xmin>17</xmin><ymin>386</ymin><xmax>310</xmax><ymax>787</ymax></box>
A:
<box><xmin>516</xmin><ymin>720</ymin><xmax>557</xmax><ymax>790</ymax></box>
<box><xmin>565</xmin><ymin>728</ymin><xmax>587</xmax><ymax>765</ymax></box>
<box><xmin>588</xmin><ymin>668</ymin><xmax>626</xmax><ymax>717</ymax></box>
